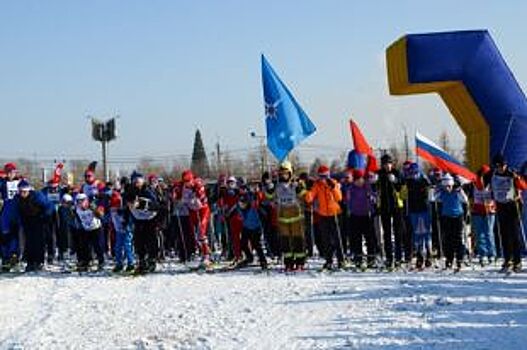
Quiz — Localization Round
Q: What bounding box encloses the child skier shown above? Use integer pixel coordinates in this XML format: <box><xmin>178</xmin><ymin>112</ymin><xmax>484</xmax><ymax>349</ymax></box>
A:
<box><xmin>110</xmin><ymin>189</ymin><xmax>135</xmax><ymax>272</ymax></box>
<box><xmin>73</xmin><ymin>193</ymin><xmax>105</xmax><ymax>272</ymax></box>
<box><xmin>237</xmin><ymin>194</ymin><xmax>268</xmax><ymax>270</ymax></box>
<box><xmin>436</xmin><ymin>173</ymin><xmax>468</xmax><ymax>271</ymax></box>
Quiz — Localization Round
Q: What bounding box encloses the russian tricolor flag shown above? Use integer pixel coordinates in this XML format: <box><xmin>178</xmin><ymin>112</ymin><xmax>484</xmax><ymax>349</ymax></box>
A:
<box><xmin>416</xmin><ymin>132</ymin><xmax>476</xmax><ymax>182</ymax></box>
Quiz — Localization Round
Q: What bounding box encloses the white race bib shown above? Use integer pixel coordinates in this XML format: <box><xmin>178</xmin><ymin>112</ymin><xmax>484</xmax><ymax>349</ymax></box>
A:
<box><xmin>6</xmin><ymin>180</ymin><xmax>19</xmax><ymax>200</ymax></box>
<box><xmin>76</xmin><ymin>208</ymin><xmax>101</xmax><ymax>231</ymax></box>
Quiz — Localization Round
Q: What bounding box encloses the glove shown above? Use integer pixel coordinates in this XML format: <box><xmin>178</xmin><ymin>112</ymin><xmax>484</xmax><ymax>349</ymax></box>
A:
<box><xmin>326</xmin><ymin>178</ymin><xmax>335</xmax><ymax>189</ymax></box>
<box><xmin>388</xmin><ymin>174</ymin><xmax>396</xmax><ymax>183</ymax></box>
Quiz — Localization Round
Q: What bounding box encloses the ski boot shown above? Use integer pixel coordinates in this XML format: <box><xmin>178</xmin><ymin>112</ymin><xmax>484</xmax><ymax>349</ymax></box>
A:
<box><xmin>499</xmin><ymin>261</ymin><xmax>512</xmax><ymax>274</ymax></box>
<box><xmin>454</xmin><ymin>261</ymin><xmax>462</xmax><ymax>273</ymax></box>
<box><xmin>113</xmin><ymin>264</ymin><xmax>123</xmax><ymax>273</ymax></box>
<box><xmin>513</xmin><ymin>263</ymin><xmax>522</xmax><ymax>273</ymax></box>
<box><xmin>424</xmin><ymin>259</ymin><xmax>432</xmax><ymax>268</ymax></box>
<box><xmin>147</xmin><ymin>259</ymin><xmax>157</xmax><ymax>273</ymax></box>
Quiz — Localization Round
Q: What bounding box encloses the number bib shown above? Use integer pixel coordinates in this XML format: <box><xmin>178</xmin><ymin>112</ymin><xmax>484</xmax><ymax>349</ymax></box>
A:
<box><xmin>276</xmin><ymin>183</ymin><xmax>299</xmax><ymax>207</ymax></box>
<box><xmin>6</xmin><ymin>180</ymin><xmax>19</xmax><ymax>200</ymax></box>
<box><xmin>473</xmin><ymin>187</ymin><xmax>492</xmax><ymax>205</ymax></box>
<box><xmin>76</xmin><ymin>208</ymin><xmax>101</xmax><ymax>231</ymax></box>
<box><xmin>492</xmin><ymin>175</ymin><xmax>515</xmax><ymax>203</ymax></box>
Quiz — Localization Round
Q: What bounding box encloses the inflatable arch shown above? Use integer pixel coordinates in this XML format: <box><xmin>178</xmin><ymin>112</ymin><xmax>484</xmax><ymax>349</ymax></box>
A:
<box><xmin>386</xmin><ymin>30</ymin><xmax>527</xmax><ymax>170</ymax></box>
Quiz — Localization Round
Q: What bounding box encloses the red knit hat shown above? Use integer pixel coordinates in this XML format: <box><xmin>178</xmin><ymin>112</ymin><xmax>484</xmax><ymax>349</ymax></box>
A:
<box><xmin>480</xmin><ymin>164</ymin><xmax>491</xmax><ymax>175</ymax></box>
<box><xmin>182</xmin><ymin>169</ymin><xmax>194</xmax><ymax>182</ymax></box>
<box><xmin>353</xmin><ymin>169</ymin><xmax>365</xmax><ymax>179</ymax></box>
<box><xmin>4</xmin><ymin>162</ymin><xmax>16</xmax><ymax>172</ymax></box>
<box><xmin>317</xmin><ymin>165</ymin><xmax>330</xmax><ymax>176</ymax></box>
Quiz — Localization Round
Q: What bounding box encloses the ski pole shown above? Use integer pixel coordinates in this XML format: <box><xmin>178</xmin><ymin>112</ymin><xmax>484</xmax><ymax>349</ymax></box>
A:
<box><xmin>175</xmin><ymin>213</ymin><xmax>188</xmax><ymax>265</ymax></box>
<box><xmin>515</xmin><ymin>200</ymin><xmax>526</xmax><ymax>250</ymax></box>
<box><xmin>334</xmin><ymin>214</ymin><xmax>348</xmax><ymax>266</ymax></box>
<box><xmin>310</xmin><ymin>207</ymin><xmax>317</xmax><ymax>257</ymax></box>
<box><xmin>433</xmin><ymin>197</ymin><xmax>445</xmax><ymax>267</ymax></box>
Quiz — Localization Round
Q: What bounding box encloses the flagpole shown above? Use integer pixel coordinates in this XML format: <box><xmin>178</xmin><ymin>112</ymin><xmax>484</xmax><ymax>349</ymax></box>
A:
<box><xmin>500</xmin><ymin>113</ymin><xmax>515</xmax><ymax>155</ymax></box>
<box><xmin>415</xmin><ymin>131</ymin><xmax>419</xmax><ymax>169</ymax></box>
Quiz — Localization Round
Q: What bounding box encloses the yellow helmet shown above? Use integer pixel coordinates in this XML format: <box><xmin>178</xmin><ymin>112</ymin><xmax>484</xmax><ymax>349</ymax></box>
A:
<box><xmin>279</xmin><ymin>161</ymin><xmax>293</xmax><ymax>174</ymax></box>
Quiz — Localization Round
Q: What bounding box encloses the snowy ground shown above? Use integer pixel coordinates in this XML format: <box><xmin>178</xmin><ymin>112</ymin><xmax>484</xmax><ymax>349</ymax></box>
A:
<box><xmin>1</xmin><ymin>261</ymin><xmax>527</xmax><ymax>350</ymax></box>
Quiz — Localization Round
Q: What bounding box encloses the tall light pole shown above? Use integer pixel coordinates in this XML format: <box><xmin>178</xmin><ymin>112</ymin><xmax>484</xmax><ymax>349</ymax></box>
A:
<box><xmin>91</xmin><ymin>117</ymin><xmax>117</xmax><ymax>181</ymax></box>
<box><xmin>250</xmin><ymin>131</ymin><xmax>268</xmax><ymax>175</ymax></box>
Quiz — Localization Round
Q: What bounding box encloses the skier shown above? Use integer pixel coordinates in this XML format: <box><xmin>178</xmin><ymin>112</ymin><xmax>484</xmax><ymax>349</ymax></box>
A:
<box><xmin>377</xmin><ymin>154</ymin><xmax>405</xmax><ymax>269</ymax></box>
<box><xmin>260</xmin><ymin>172</ymin><xmax>280</xmax><ymax>259</ymax></box>
<box><xmin>471</xmin><ymin>165</ymin><xmax>497</xmax><ymax>266</ymax></box>
<box><xmin>490</xmin><ymin>154</ymin><xmax>526</xmax><ymax>273</ymax></box>
<box><xmin>428</xmin><ymin>167</ymin><xmax>444</xmax><ymax>257</ymax></box>
<box><xmin>170</xmin><ymin>178</ymin><xmax>194</xmax><ymax>262</ymax></box>
<box><xmin>275</xmin><ymin>161</ymin><xmax>307</xmax><ymax>271</ymax></box>
<box><xmin>15</xmin><ymin>180</ymin><xmax>53</xmax><ymax>272</ymax></box>
<box><xmin>340</xmin><ymin>170</ymin><xmax>354</xmax><ymax>257</ymax></box>
<box><xmin>220</xmin><ymin>176</ymin><xmax>243</xmax><ymax>263</ymax></box>
<box><xmin>128</xmin><ymin>172</ymin><xmax>160</xmax><ymax>273</ymax></box>
<box><xmin>435</xmin><ymin>173</ymin><xmax>468</xmax><ymax>271</ymax></box>
<box><xmin>110</xmin><ymin>188</ymin><xmax>135</xmax><ymax>272</ymax></box>
<box><xmin>346</xmin><ymin>169</ymin><xmax>376</xmax><ymax>269</ymax></box>
<box><xmin>0</xmin><ymin>162</ymin><xmax>21</xmax><ymax>271</ymax></box>
<box><xmin>72</xmin><ymin>193</ymin><xmax>105</xmax><ymax>272</ymax></box>
<box><xmin>181</xmin><ymin>170</ymin><xmax>212</xmax><ymax>268</ymax></box>
<box><xmin>237</xmin><ymin>194</ymin><xmax>268</xmax><ymax>270</ymax></box>
<box><xmin>521</xmin><ymin>162</ymin><xmax>527</xmax><ymax>245</ymax></box>
<box><xmin>57</xmin><ymin>194</ymin><xmax>75</xmax><ymax>261</ymax></box>
<box><xmin>148</xmin><ymin>174</ymin><xmax>170</xmax><ymax>260</ymax></box>
<box><xmin>41</xmin><ymin>178</ymin><xmax>61</xmax><ymax>263</ymax></box>
<box><xmin>405</xmin><ymin>163</ymin><xmax>433</xmax><ymax>269</ymax></box>
<box><xmin>305</xmin><ymin>165</ymin><xmax>343</xmax><ymax>270</ymax></box>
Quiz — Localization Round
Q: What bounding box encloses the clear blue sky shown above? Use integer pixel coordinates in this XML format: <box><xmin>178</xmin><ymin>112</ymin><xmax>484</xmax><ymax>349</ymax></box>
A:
<box><xmin>1</xmin><ymin>1</ymin><xmax>526</xmax><ymax>165</ymax></box>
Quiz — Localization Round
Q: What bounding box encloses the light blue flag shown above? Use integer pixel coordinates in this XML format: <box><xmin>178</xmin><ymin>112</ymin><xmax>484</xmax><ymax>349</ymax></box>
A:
<box><xmin>261</xmin><ymin>55</ymin><xmax>316</xmax><ymax>162</ymax></box>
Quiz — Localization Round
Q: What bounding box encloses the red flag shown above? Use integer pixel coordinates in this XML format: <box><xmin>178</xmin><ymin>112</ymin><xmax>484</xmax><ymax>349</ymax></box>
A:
<box><xmin>349</xmin><ymin>119</ymin><xmax>378</xmax><ymax>172</ymax></box>
<box><xmin>350</xmin><ymin>119</ymin><xmax>373</xmax><ymax>156</ymax></box>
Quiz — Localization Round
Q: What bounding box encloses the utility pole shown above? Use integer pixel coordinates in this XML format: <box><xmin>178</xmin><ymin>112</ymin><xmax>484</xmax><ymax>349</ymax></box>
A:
<box><xmin>402</xmin><ymin>125</ymin><xmax>410</xmax><ymax>161</ymax></box>
<box><xmin>216</xmin><ymin>140</ymin><xmax>222</xmax><ymax>175</ymax></box>
<box><xmin>91</xmin><ymin>117</ymin><xmax>117</xmax><ymax>182</ymax></box>
<box><xmin>250</xmin><ymin>131</ymin><xmax>267</xmax><ymax>175</ymax></box>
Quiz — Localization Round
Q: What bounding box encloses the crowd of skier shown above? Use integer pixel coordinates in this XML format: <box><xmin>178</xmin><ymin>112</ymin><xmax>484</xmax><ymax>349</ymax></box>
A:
<box><xmin>1</xmin><ymin>153</ymin><xmax>526</xmax><ymax>275</ymax></box>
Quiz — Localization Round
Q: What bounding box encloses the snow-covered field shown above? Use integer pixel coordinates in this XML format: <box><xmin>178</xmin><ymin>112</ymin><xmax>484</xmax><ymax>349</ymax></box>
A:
<box><xmin>1</xmin><ymin>262</ymin><xmax>527</xmax><ymax>350</ymax></box>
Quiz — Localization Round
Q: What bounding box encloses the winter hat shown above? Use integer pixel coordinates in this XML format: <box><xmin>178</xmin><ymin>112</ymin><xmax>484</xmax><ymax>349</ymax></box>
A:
<box><xmin>279</xmin><ymin>161</ymin><xmax>293</xmax><ymax>174</ymax></box>
<box><xmin>147</xmin><ymin>173</ymin><xmax>158</xmax><ymax>183</ymax></box>
<box><xmin>353</xmin><ymin>169</ymin><xmax>365</xmax><ymax>179</ymax></box>
<box><xmin>227</xmin><ymin>176</ymin><xmax>237</xmax><ymax>183</ymax></box>
<box><xmin>62</xmin><ymin>194</ymin><xmax>73</xmax><ymax>203</ymax></box>
<box><xmin>381</xmin><ymin>154</ymin><xmax>393</xmax><ymax>165</ymax></box>
<box><xmin>17</xmin><ymin>179</ymin><xmax>31</xmax><ymax>191</ymax></box>
<box><xmin>76</xmin><ymin>193</ymin><xmax>88</xmax><ymax>202</ymax></box>
<box><xmin>131</xmin><ymin>171</ymin><xmax>144</xmax><ymax>183</ymax></box>
<box><xmin>492</xmin><ymin>153</ymin><xmax>506</xmax><ymax>166</ymax></box>
<box><xmin>4</xmin><ymin>162</ymin><xmax>17</xmax><ymax>172</ymax></box>
<box><xmin>317</xmin><ymin>165</ymin><xmax>330</xmax><ymax>177</ymax></box>
<box><xmin>441</xmin><ymin>173</ymin><xmax>454</xmax><ymax>187</ymax></box>
<box><xmin>110</xmin><ymin>192</ymin><xmax>122</xmax><ymax>209</ymax></box>
<box><xmin>182</xmin><ymin>169</ymin><xmax>194</xmax><ymax>183</ymax></box>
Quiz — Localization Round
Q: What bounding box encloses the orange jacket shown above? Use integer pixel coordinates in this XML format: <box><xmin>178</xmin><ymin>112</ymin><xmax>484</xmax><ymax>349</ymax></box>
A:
<box><xmin>305</xmin><ymin>179</ymin><xmax>342</xmax><ymax>217</ymax></box>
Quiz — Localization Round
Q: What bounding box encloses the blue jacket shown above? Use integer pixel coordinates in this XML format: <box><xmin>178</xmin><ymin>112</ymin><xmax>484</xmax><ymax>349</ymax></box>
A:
<box><xmin>438</xmin><ymin>189</ymin><xmax>466</xmax><ymax>217</ymax></box>
<box><xmin>238</xmin><ymin>205</ymin><xmax>262</xmax><ymax>230</ymax></box>
<box><xmin>0</xmin><ymin>178</ymin><xmax>21</xmax><ymax>232</ymax></box>
<box><xmin>15</xmin><ymin>191</ymin><xmax>54</xmax><ymax>227</ymax></box>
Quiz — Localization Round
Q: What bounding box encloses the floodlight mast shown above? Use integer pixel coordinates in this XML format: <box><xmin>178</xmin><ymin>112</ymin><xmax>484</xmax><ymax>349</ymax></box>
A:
<box><xmin>91</xmin><ymin>117</ymin><xmax>117</xmax><ymax>181</ymax></box>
